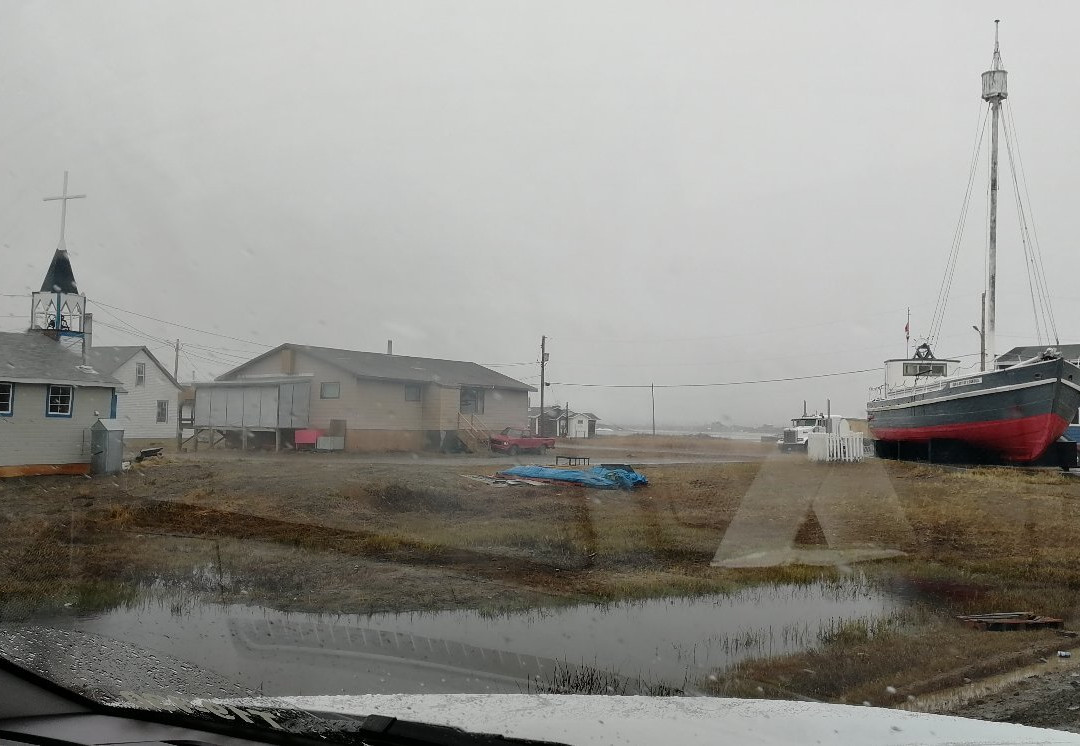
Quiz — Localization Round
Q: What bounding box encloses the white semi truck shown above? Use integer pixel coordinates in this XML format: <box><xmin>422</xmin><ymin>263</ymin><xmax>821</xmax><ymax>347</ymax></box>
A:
<box><xmin>777</xmin><ymin>412</ymin><xmax>851</xmax><ymax>452</ymax></box>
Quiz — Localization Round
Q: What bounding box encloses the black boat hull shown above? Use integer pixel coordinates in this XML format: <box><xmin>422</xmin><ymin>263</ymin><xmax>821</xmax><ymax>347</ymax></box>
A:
<box><xmin>867</xmin><ymin>358</ymin><xmax>1080</xmax><ymax>462</ymax></box>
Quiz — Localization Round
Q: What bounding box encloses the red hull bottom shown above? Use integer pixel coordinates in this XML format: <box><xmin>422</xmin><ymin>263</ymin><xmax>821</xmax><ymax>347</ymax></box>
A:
<box><xmin>871</xmin><ymin>412</ymin><xmax>1070</xmax><ymax>462</ymax></box>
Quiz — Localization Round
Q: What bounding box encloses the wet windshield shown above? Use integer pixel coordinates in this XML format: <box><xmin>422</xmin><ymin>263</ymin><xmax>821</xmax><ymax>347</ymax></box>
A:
<box><xmin>3</xmin><ymin>2</ymin><xmax>1080</xmax><ymax>741</ymax></box>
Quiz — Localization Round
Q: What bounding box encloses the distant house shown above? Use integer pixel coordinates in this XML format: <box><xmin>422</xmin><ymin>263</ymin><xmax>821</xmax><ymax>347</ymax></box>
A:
<box><xmin>995</xmin><ymin>344</ymin><xmax>1080</xmax><ymax>368</ymax></box>
<box><xmin>529</xmin><ymin>406</ymin><xmax>599</xmax><ymax>438</ymax></box>
<box><xmin>86</xmin><ymin>346</ymin><xmax>181</xmax><ymax>446</ymax></box>
<box><xmin>0</xmin><ymin>331</ymin><xmax>122</xmax><ymax>477</ymax></box>
<box><xmin>190</xmin><ymin>343</ymin><xmax>535</xmax><ymax>452</ymax></box>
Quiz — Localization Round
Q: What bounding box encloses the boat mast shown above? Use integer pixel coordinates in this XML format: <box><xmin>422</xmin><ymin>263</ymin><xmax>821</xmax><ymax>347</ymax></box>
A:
<box><xmin>982</xmin><ymin>20</ymin><xmax>1007</xmax><ymax>371</ymax></box>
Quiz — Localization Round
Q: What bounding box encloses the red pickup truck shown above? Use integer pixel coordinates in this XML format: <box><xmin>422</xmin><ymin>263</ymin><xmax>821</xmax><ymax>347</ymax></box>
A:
<box><xmin>489</xmin><ymin>427</ymin><xmax>556</xmax><ymax>455</ymax></box>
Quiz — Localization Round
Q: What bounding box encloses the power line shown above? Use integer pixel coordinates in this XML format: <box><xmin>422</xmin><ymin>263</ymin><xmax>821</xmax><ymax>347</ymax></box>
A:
<box><xmin>89</xmin><ymin>298</ymin><xmax>274</xmax><ymax>348</ymax></box>
<box><xmin>547</xmin><ymin>366</ymin><xmax>881</xmax><ymax>389</ymax></box>
<box><xmin>181</xmin><ymin>348</ymin><xmax>240</xmax><ymax>367</ymax></box>
<box><xmin>178</xmin><ymin>343</ymin><xmax>252</xmax><ymax>360</ymax></box>
<box><xmin>180</xmin><ymin>341</ymin><xmax>266</xmax><ymax>357</ymax></box>
<box><xmin>180</xmin><ymin>348</ymin><xmax>206</xmax><ymax>381</ymax></box>
<box><xmin>93</xmin><ymin>319</ymin><xmax>172</xmax><ymax>347</ymax></box>
<box><xmin>93</xmin><ymin>304</ymin><xmax>173</xmax><ymax>345</ymax></box>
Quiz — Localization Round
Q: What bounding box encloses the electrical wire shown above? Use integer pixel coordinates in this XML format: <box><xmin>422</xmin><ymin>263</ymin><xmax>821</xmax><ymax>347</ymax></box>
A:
<box><xmin>88</xmin><ymin>298</ymin><xmax>274</xmax><ymax>348</ymax></box>
<box><xmin>92</xmin><ymin>319</ymin><xmax>173</xmax><ymax>347</ymax></box>
<box><xmin>547</xmin><ymin>366</ymin><xmax>880</xmax><ymax>389</ymax></box>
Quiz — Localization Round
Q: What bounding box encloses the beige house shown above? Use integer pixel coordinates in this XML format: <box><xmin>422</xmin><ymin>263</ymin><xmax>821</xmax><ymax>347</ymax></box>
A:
<box><xmin>207</xmin><ymin>344</ymin><xmax>534</xmax><ymax>451</ymax></box>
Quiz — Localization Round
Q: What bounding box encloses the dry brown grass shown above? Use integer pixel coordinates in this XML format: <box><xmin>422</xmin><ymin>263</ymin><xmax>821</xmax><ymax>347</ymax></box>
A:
<box><xmin>699</xmin><ymin>459</ymin><xmax>1080</xmax><ymax>705</ymax></box>
<box><xmin>708</xmin><ymin>613</ymin><xmax>1072</xmax><ymax>707</ymax></box>
<box><xmin>6</xmin><ymin>453</ymin><xmax>1080</xmax><ymax>704</ymax></box>
<box><xmin>572</xmin><ymin>434</ymin><xmax>774</xmax><ymax>457</ymax></box>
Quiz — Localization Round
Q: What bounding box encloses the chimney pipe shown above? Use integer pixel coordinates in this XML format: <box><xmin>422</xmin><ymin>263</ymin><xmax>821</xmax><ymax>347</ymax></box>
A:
<box><xmin>82</xmin><ymin>313</ymin><xmax>93</xmax><ymax>364</ymax></box>
<box><xmin>387</xmin><ymin>340</ymin><xmax>393</xmax><ymax>356</ymax></box>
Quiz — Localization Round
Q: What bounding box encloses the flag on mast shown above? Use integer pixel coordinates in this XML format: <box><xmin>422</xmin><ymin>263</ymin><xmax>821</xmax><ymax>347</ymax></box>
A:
<box><xmin>905</xmin><ymin>307</ymin><xmax>911</xmax><ymax>358</ymax></box>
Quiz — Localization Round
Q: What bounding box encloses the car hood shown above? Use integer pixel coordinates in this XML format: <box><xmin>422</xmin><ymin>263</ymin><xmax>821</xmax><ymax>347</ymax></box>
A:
<box><xmin>269</xmin><ymin>694</ymin><xmax>1080</xmax><ymax>746</ymax></box>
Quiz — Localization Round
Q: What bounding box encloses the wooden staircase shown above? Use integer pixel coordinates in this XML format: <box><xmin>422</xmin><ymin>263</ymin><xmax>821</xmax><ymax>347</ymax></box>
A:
<box><xmin>457</xmin><ymin>413</ymin><xmax>492</xmax><ymax>453</ymax></box>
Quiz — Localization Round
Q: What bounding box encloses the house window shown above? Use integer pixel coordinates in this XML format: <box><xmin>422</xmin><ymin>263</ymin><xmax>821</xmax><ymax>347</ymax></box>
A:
<box><xmin>135</xmin><ymin>362</ymin><xmax>146</xmax><ymax>386</ymax></box>
<box><xmin>903</xmin><ymin>362</ymin><xmax>947</xmax><ymax>377</ymax></box>
<box><xmin>459</xmin><ymin>387</ymin><xmax>485</xmax><ymax>415</ymax></box>
<box><xmin>405</xmin><ymin>384</ymin><xmax>422</xmax><ymax>402</ymax></box>
<box><xmin>156</xmin><ymin>400</ymin><xmax>169</xmax><ymax>423</ymax></box>
<box><xmin>320</xmin><ymin>381</ymin><xmax>341</xmax><ymax>399</ymax></box>
<box><xmin>0</xmin><ymin>382</ymin><xmax>11</xmax><ymax>416</ymax></box>
<box><xmin>47</xmin><ymin>384</ymin><xmax>73</xmax><ymax>417</ymax></box>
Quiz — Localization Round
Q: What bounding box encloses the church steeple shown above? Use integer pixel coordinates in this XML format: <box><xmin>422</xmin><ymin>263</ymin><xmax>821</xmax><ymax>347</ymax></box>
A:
<box><xmin>31</xmin><ymin>172</ymin><xmax>88</xmax><ymax>342</ymax></box>
<box><xmin>40</xmin><ymin>248</ymin><xmax>79</xmax><ymax>294</ymax></box>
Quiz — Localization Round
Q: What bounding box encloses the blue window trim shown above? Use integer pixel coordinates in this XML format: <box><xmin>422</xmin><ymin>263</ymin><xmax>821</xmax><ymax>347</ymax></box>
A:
<box><xmin>45</xmin><ymin>384</ymin><xmax>74</xmax><ymax>419</ymax></box>
<box><xmin>0</xmin><ymin>382</ymin><xmax>12</xmax><ymax>417</ymax></box>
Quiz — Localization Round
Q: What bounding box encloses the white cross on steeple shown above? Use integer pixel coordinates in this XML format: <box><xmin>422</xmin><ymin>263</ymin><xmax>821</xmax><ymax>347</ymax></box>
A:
<box><xmin>43</xmin><ymin>171</ymin><xmax>87</xmax><ymax>250</ymax></box>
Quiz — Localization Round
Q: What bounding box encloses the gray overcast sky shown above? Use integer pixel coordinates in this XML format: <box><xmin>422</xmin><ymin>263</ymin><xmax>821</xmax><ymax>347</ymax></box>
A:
<box><xmin>2</xmin><ymin>1</ymin><xmax>1078</xmax><ymax>427</ymax></box>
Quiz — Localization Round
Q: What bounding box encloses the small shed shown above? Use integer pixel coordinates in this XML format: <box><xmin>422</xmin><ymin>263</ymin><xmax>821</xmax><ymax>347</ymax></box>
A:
<box><xmin>90</xmin><ymin>419</ymin><xmax>125</xmax><ymax>475</ymax></box>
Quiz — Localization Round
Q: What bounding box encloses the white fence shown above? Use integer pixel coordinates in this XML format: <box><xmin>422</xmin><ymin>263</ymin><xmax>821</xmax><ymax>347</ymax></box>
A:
<box><xmin>807</xmin><ymin>432</ymin><xmax>865</xmax><ymax>463</ymax></box>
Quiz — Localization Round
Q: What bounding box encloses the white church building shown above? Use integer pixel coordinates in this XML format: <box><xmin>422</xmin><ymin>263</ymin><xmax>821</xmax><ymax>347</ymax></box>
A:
<box><xmin>0</xmin><ymin>243</ymin><xmax>122</xmax><ymax>476</ymax></box>
<box><xmin>0</xmin><ymin>173</ymin><xmax>181</xmax><ymax>475</ymax></box>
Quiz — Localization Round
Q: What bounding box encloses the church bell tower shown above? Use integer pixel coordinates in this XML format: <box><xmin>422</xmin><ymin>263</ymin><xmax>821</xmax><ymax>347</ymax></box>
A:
<box><xmin>30</xmin><ymin>171</ymin><xmax>88</xmax><ymax>353</ymax></box>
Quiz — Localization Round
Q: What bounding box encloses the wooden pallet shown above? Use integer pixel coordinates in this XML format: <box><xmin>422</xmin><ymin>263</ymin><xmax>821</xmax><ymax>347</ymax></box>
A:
<box><xmin>956</xmin><ymin>612</ymin><xmax>1064</xmax><ymax>631</ymax></box>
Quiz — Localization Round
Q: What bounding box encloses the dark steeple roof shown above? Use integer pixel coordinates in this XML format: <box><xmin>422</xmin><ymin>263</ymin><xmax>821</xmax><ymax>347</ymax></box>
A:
<box><xmin>40</xmin><ymin>249</ymin><xmax>79</xmax><ymax>293</ymax></box>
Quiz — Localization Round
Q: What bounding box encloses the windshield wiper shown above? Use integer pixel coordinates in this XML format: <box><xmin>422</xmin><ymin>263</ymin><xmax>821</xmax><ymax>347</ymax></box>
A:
<box><xmin>0</xmin><ymin>657</ymin><xmax>566</xmax><ymax>746</ymax></box>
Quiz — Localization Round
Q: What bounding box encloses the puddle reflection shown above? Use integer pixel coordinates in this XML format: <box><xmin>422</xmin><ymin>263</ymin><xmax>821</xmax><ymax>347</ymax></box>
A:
<box><xmin>36</xmin><ymin>574</ymin><xmax>906</xmax><ymax>696</ymax></box>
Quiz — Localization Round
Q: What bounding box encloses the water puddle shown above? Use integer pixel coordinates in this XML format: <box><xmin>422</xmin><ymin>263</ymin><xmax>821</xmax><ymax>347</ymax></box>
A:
<box><xmin>26</xmin><ymin>575</ymin><xmax>904</xmax><ymax>696</ymax></box>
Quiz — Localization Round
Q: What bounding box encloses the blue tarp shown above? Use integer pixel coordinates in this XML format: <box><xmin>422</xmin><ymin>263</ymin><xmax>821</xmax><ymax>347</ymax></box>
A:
<box><xmin>498</xmin><ymin>465</ymin><xmax>648</xmax><ymax>489</ymax></box>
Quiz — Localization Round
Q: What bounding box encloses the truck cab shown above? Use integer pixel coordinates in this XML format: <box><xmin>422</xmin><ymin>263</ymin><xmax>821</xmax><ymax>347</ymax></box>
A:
<box><xmin>778</xmin><ymin>414</ymin><xmax>850</xmax><ymax>452</ymax></box>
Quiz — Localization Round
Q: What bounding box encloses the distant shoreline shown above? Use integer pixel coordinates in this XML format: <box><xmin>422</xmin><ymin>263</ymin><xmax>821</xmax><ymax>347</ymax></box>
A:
<box><xmin>601</xmin><ymin>428</ymin><xmax>776</xmax><ymax>442</ymax></box>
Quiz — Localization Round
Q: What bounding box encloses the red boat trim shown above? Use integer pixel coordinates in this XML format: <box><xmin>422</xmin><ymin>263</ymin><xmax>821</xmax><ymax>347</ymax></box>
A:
<box><xmin>870</xmin><ymin>412</ymin><xmax>1070</xmax><ymax>462</ymax></box>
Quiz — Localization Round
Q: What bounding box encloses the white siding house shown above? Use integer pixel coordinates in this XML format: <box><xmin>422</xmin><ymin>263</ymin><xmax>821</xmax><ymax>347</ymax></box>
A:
<box><xmin>0</xmin><ymin>331</ymin><xmax>122</xmax><ymax>477</ymax></box>
<box><xmin>204</xmin><ymin>343</ymin><xmax>534</xmax><ymax>452</ymax></box>
<box><xmin>568</xmin><ymin>412</ymin><xmax>591</xmax><ymax>438</ymax></box>
<box><xmin>529</xmin><ymin>406</ymin><xmax>599</xmax><ymax>438</ymax></box>
<box><xmin>87</xmin><ymin>347</ymin><xmax>181</xmax><ymax>444</ymax></box>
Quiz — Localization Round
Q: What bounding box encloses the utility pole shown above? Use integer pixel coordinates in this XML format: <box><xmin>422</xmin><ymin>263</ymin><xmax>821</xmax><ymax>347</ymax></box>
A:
<box><xmin>174</xmin><ymin>339</ymin><xmax>180</xmax><ymax>380</ymax></box>
<box><xmin>651</xmin><ymin>383</ymin><xmax>656</xmax><ymax>436</ymax></box>
<box><xmin>538</xmin><ymin>335</ymin><xmax>547</xmax><ymax>435</ymax></box>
